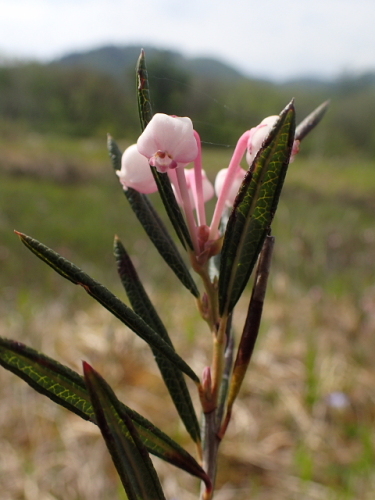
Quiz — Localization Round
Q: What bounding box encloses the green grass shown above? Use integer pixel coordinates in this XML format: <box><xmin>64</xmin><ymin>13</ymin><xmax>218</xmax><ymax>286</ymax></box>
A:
<box><xmin>1</xmin><ymin>138</ymin><xmax>375</xmax><ymax>499</ymax></box>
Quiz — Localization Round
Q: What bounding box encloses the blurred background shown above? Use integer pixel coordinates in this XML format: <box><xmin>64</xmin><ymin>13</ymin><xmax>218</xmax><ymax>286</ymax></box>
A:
<box><xmin>0</xmin><ymin>1</ymin><xmax>375</xmax><ymax>499</ymax></box>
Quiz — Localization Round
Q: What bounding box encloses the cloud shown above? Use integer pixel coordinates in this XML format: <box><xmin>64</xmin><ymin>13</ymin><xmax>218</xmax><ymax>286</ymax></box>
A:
<box><xmin>0</xmin><ymin>0</ymin><xmax>374</xmax><ymax>79</ymax></box>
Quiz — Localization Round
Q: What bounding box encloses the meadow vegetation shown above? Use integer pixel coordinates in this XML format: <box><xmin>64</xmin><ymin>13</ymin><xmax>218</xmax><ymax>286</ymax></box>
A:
<box><xmin>0</xmin><ymin>129</ymin><xmax>374</xmax><ymax>499</ymax></box>
<box><xmin>0</xmin><ymin>47</ymin><xmax>375</xmax><ymax>500</ymax></box>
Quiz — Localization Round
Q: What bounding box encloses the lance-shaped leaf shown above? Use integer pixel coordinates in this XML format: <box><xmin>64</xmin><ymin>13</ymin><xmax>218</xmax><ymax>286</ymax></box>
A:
<box><xmin>136</xmin><ymin>48</ymin><xmax>153</xmax><ymax>132</ymax></box>
<box><xmin>219</xmin><ymin>236</ymin><xmax>274</xmax><ymax>438</ymax></box>
<box><xmin>295</xmin><ymin>99</ymin><xmax>330</xmax><ymax>142</ymax></box>
<box><xmin>15</xmin><ymin>231</ymin><xmax>199</xmax><ymax>383</ymax></box>
<box><xmin>114</xmin><ymin>236</ymin><xmax>200</xmax><ymax>443</ymax></box>
<box><xmin>107</xmin><ymin>135</ymin><xmax>199</xmax><ymax>298</ymax></box>
<box><xmin>219</xmin><ymin>100</ymin><xmax>295</xmax><ymax>315</ymax></box>
<box><xmin>136</xmin><ymin>49</ymin><xmax>193</xmax><ymax>251</ymax></box>
<box><xmin>0</xmin><ymin>337</ymin><xmax>210</xmax><ymax>484</ymax></box>
<box><xmin>83</xmin><ymin>362</ymin><xmax>166</xmax><ymax>500</ymax></box>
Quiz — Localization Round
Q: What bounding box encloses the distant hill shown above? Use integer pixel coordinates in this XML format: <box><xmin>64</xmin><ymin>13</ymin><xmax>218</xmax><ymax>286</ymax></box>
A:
<box><xmin>1</xmin><ymin>43</ymin><xmax>374</xmax><ymax>157</ymax></box>
<box><xmin>53</xmin><ymin>45</ymin><xmax>246</xmax><ymax>83</ymax></box>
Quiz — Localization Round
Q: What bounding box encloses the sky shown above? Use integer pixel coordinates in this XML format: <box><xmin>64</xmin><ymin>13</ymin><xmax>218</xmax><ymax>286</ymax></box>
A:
<box><xmin>0</xmin><ymin>0</ymin><xmax>374</xmax><ymax>81</ymax></box>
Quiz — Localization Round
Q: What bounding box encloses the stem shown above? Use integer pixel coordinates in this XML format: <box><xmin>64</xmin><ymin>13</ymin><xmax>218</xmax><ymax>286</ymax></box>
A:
<box><xmin>175</xmin><ymin>166</ymin><xmax>200</xmax><ymax>254</ymax></box>
<box><xmin>193</xmin><ymin>130</ymin><xmax>206</xmax><ymax>226</ymax></box>
<box><xmin>210</xmin><ymin>315</ymin><xmax>228</xmax><ymax>409</ymax></box>
<box><xmin>209</xmin><ymin>131</ymin><xmax>250</xmax><ymax>240</ymax></box>
<box><xmin>190</xmin><ymin>253</ymin><xmax>220</xmax><ymax>331</ymax></box>
<box><xmin>200</xmin><ymin>410</ymin><xmax>220</xmax><ymax>500</ymax></box>
<box><xmin>200</xmin><ymin>319</ymin><xmax>233</xmax><ymax>499</ymax></box>
<box><xmin>216</xmin><ymin>328</ymin><xmax>234</xmax><ymax>429</ymax></box>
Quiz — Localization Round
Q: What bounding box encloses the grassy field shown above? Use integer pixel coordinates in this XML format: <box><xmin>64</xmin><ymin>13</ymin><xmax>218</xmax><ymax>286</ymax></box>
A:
<box><xmin>0</xmin><ymin>135</ymin><xmax>375</xmax><ymax>499</ymax></box>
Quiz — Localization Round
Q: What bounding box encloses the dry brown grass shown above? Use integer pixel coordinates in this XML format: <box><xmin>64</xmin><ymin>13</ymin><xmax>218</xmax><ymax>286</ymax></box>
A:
<box><xmin>1</xmin><ymin>143</ymin><xmax>375</xmax><ymax>499</ymax></box>
<box><xmin>1</xmin><ymin>272</ymin><xmax>375</xmax><ymax>500</ymax></box>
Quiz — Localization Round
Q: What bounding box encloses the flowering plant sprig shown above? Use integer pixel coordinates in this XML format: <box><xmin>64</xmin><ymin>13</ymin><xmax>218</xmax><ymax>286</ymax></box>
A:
<box><xmin>0</xmin><ymin>49</ymin><xmax>329</xmax><ymax>500</ymax></box>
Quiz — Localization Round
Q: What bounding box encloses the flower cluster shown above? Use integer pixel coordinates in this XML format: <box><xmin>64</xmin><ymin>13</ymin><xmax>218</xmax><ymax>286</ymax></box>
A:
<box><xmin>117</xmin><ymin>113</ymin><xmax>299</xmax><ymax>257</ymax></box>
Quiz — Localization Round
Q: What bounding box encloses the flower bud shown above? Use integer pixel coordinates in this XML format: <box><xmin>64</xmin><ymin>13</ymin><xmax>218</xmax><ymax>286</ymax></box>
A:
<box><xmin>116</xmin><ymin>144</ymin><xmax>158</xmax><ymax>194</ymax></box>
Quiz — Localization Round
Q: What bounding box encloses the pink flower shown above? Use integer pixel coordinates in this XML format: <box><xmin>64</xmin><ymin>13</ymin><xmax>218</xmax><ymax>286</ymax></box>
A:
<box><xmin>246</xmin><ymin>116</ymin><xmax>279</xmax><ymax>166</ymax></box>
<box><xmin>208</xmin><ymin>130</ymin><xmax>250</xmax><ymax>239</ymax></box>
<box><xmin>116</xmin><ymin>144</ymin><xmax>158</xmax><ymax>194</ymax></box>
<box><xmin>214</xmin><ymin>167</ymin><xmax>247</xmax><ymax>208</ymax></box>
<box><xmin>246</xmin><ymin>115</ymin><xmax>300</xmax><ymax>167</ymax></box>
<box><xmin>171</xmin><ymin>167</ymin><xmax>214</xmax><ymax>209</ymax></box>
<box><xmin>137</xmin><ymin>113</ymin><xmax>199</xmax><ymax>173</ymax></box>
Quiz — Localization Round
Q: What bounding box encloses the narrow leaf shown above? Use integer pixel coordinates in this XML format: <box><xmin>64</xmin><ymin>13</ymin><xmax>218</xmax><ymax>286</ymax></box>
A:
<box><xmin>295</xmin><ymin>100</ymin><xmax>330</xmax><ymax>141</ymax></box>
<box><xmin>0</xmin><ymin>337</ymin><xmax>209</xmax><ymax>483</ymax></box>
<box><xmin>219</xmin><ymin>100</ymin><xmax>295</xmax><ymax>315</ymax></box>
<box><xmin>84</xmin><ymin>362</ymin><xmax>166</xmax><ymax>500</ymax></box>
<box><xmin>107</xmin><ymin>133</ymin><xmax>122</xmax><ymax>171</ymax></box>
<box><xmin>223</xmin><ymin>236</ymin><xmax>274</xmax><ymax>431</ymax></box>
<box><xmin>114</xmin><ymin>236</ymin><xmax>201</xmax><ymax>442</ymax></box>
<box><xmin>136</xmin><ymin>50</ymin><xmax>193</xmax><ymax>251</ymax></box>
<box><xmin>136</xmin><ymin>48</ymin><xmax>153</xmax><ymax>132</ymax></box>
<box><xmin>15</xmin><ymin>231</ymin><xmax>199</xmax><ymax>383</ymax></box>
<box><xmin>0</xmin><ymin>337</ymin><xmax>94</xmax><ymax>420</ymax></box>
<box><xmin>107</xmin><ymin>134</ymin><xmax>199</xmax><ymax>298</ymax></box>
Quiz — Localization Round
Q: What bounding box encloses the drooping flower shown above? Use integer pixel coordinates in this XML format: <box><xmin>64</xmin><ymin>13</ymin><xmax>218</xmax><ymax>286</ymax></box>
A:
<box><xmin>246</xmin><ymin>115</ymin><xmax>279</xmax><ymax>166</ymax></box>
<box><xmin>116</xmin><ymin>144</ymin><xmax>158</xmax><ymax>194</ymax></box>
<box><xmin>246</xmin><ymin>115</ymin><xmax>300</xmax><ymax>167</ymax></box>
<box><xmin>137</xmin><ymin>113</ymin><xmax>199</xmax><ymax>173</ymax></box>
<box><xmin>214</xmin><ymin>166</ymin><xmax>246</xmax><ymax>208</ymax></box>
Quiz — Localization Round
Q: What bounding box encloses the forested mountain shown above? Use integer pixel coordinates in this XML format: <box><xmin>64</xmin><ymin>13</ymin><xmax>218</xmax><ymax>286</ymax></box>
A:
<box><xmin>55</xmin><ymin>45</ymin><xmax>245</xmax><ymax>82</ymax></box>
<box><xmin>0</xmin><ymin>44</ymin><xmax>374</xmax><ymax>157</ymax></box>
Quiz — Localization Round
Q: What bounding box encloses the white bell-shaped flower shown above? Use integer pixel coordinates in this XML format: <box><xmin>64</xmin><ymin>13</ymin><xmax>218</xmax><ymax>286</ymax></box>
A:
<box><xmin>116</xmin><ymin>144</ymin><xmax>158</xmax><ymax>194</ymax></box>
<box><xmin>137</xmin><ymin>113</ymin><xmax>198</xmax><ymax>173</ymax></box>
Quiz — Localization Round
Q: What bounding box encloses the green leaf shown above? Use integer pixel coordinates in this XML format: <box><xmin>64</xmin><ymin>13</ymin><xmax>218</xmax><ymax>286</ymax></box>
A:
<box><xmin>114</xmin><ymin>236</ymin><xmax>201</xmax><ymax>443</ymax></box>
<box><xmin>0</xmin><ymin>337</ymin><xmax>95</xmax><ymax>420</ymax></box>
<box><xmin>15</xmin><ymin>231</ymin><xmax>199</xmax><ymax>384</ymax></box>
<box><xmin>136</xmin><ymin>50</ymin><xmax>193</xmax><ymax>251</ymax></box>
<box><xmin>295</xmin><ymin>100</ymin><xmax>330</xmax><ymax>141</ymax></box>
<box><xmin>0</xmin><ymin>337</ymin><xmax>209</xmax><ymax>484</ymax></box>
<box><xmin>219</xmin><ymin>100</ymin><xmax>296</xmax><ymax>315</ymax></box>
<box><xmin>136</xmin><ymin>48</ymin><xmax>153</xmax><ymax>132</ymax></box>
<box><xmin>84</xmin><ymin>362</ymin><xmax>166</xmax><ymax>500</ymax></box>
<box><xmin>107</xmin><ymin>135</ymin><xmax>199</xmax><ymax>298</ymax></box>
<box><xmin>107</xmin><ymin>133</ymin><xmax>122</xmax><ymax>171</ymax></box>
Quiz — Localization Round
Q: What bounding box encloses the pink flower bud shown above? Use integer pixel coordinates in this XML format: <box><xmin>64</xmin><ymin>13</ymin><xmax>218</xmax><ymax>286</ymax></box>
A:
<box><xmin>214</xmin><ymin>166</ymin><xmax>247</xmax><ymax>207</ymax></box>
<box><xmin>116</xmin><ymin>144</ymin><xmax>158</xmax><ymax>194</ymax></box>
<box><xmin>137</xmin><ymin>113</ymin><xmax>198</xmax><ymax>173</ymax></box>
